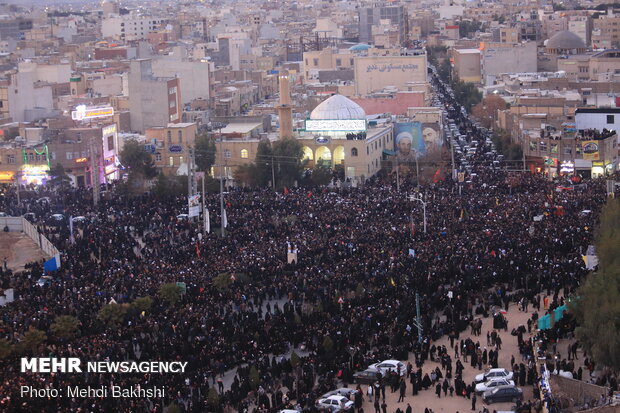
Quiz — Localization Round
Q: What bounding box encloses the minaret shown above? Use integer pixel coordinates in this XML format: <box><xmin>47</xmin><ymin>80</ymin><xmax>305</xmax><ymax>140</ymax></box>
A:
<box><xmin>277</xmin><ymin>70</ymin><xmax>294</xmax><ymax>139</ymax></box>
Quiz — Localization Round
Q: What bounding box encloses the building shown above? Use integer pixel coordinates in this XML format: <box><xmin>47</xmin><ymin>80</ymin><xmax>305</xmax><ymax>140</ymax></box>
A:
<box><xmin>128</xmin><ymin>59</ymin><xmax>182</xmax><ymax>132</ymax></box>
<box><xmin>101</xmin><ymin>15</ymin><xmax>166</xmax><ymax>41</ymax></box>
<box><xmin>452</xmin><ymin>48</ymin><xmax>481</xmax><ymax>83</ymax></box>
<box><xmin>593</xmin><ymin>14</ymin><xmax>620</xmax><ymax>48</ymax></box>
<box><xmin>358</xmin><ymin>4</ymin><xmax>408</xmax><ymax>46</ymax></box>
<box><xmin>353</xmin><ymin>53</ymin><xmax>427</xmax><ymax>96</ymax></box>
<box><xmin>144</xmin><ymin>123</ymin><xmax>198</xmax><ymax>175</ymax></box>
<box><xmin>576</xmin><ymin>108</ymin><xmax>620</xmax><ymax>143</ymax></box>
<box><xmin>151</xmin><ymin>58</ymin><xmax>211</xmax><ymax>105</ymax></box>
<box><xmin>296</xmin><ymin>94</ymin><xmax>393</xmax><ymax>181</ymax></box>
<box><xmin>523</xmin><ymin>126</ymin><xmax>618</xmax><ymax>178</ymax></box>
<box><xmin>480</xmin><ymin>42</ymin><xmax>537</xmax><ymax>86</ymax></box>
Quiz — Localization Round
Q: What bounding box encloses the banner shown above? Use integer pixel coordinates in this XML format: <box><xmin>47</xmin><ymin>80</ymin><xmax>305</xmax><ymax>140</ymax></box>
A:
<box><xmin>222</xmin><ymin>209</ymin><xmax>228</xmax><ymax>228</ymax></box>
<box><xmin>69</xmin><ymin>216</ymin><xmax>75</xmax><ymax>244</ymax></box>
<box><xmin>43</xmin><ymin>255</ymin><xmax>61</xmax><ymax>272</ymax></box>
<box><xmin>581</xmin><ymin>141</ymin><xmax>600</xmax><ymax>160</ymax></box>
<box><xmin>394</xmin><ymin>122</ymin><xmax>425</xmax><ymax>163</ymax></box>
<box><xmin>188</xmin><ymin>194</ymin><xmax>200</xmax><ymax>218</ymax></box>
<box><xmin>204</xmin><ymin>208</ymin><xmax>210</xmax><ymax>233</ymax></box>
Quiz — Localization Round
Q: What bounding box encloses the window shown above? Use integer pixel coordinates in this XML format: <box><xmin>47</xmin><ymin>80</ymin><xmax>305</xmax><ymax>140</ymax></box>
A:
<box><xmin>224</xmin><ymin>149</ymin><xmax>231</xmax><ymax>159</ymax></box>
<box><xmin>66</xmin><ymin>152</ymin><xmax>73</xmax><ymax>160</ymax></box>
<box><xmin>178</xmin><ymin>130</ymin><xmax>182</xmax><ymax>144</ymax></box>
<box><xmin>240</xmin><ymin>149</ymin><xmax>249</xmax><ymax>158</ymax></box>
<box><xmin>180</xmin><ymin>156</ymin><xmax>183</xmax><ymax>165</ymax></box>
<box><xmin>169</xmin><ymin>99</ymin><xmax>176</xmax><ymax>108</ymax></box>
<box><xmin>564</xmin><ymin>146</ymin><xmax>572</xmax><ymax>155</ymax></box>
<box><xmin>169</xmin><ymin>156</ymin><xmax>174</xmax><ymax>166</ymax></box>
<box><xmin>7</xmin><ymin>154</ymin><xmax>15</xmax><ymax>164</ymax></box>
<box><xmin>50</xmin><ymin>152</ymin><xmax>55</xmax><ymax>160</ymax></box>
<box><xmin>313</xmin><ymin>58</ymin><xmax>318</xmax><ymax>66</ymax></box>
<box><xmin>108</xmin><ymin>135</ymin><xmax>114</xmax><ymax>151</ymax></box>
<box><xmin>539</xmin><ymin>141</ymin><xmax>547</xmax><ymax>152</ymax></box>
<box><xmin>607</xmin><ymin>115</ymin><xmax>614</xmax><ymax>124</ymax></box>
<box><xmin>351</xmin><ymin>147</ymin><xmax>358</xmax><ymax>157</ymax></box>
<box><xmin>155</xmin><ymin>152</ymin><xmax>161</xmax><ymax>161</ymax></box>
<box><xmin>167</xmin><ymin>130</ymin><xmax>172</xmax><ymax>145</ymax></box>
<box><xmin>336</xmin><ymin>58</ymin><xmax>342</xmax><ymax>66</ymax></box>
<box><xmin>35</xmin><ymin>155</ymin><xmax>40</xmax><ymax>161</ymax></box>
<box><xmin>28</xmin><ymin>153</ymin><xmax>34</xmax><ymax>161</ymax></box>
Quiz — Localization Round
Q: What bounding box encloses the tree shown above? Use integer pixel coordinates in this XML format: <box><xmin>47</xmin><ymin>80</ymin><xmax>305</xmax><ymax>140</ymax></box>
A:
<box><xmin>207</xmin><ymin>388</ymin><xmax>220</xmax><ymax>408</ymax></box>
<box><xmin>233</xmin><ymin>164</ymin><xmax>259</xmax><ymax>187</ymax></box>
<box><xmin>0</xmin><ymin>338</ymin><xmax>13</xmax><ymax>359</ymax></box>
<box><xmin>19</xmin><ymin>328</ymin><xmax>46</xmax><ymax>354</ymax></box>
<box><xmin>492</xmin><ymin>128</ymin><xmax>523</xmax><ymax>161</ymax></box>
<box><xmin>310</xmin><ymin>165</ymin><xmax>332</xmax><ymax>186</ymax></box>
<box><xmin>272</xmin><ymin>138</ymin><xmax>304</xmax><ymax>189</ymax></box>
<box><xmin>290</xmin><ymin>351</ymin><xmax>300</xmax><ymax>368</ymax></box>
<box><xmin>50</xmin><ymin>315</ymin><xmax>80</xmax><ymax>340</ymax></box>
<box><xmin>48</xmin><ymin>163</ymin><xmax>71</xmax><ymax>189</ymax></box>
<box><xmin>459</xmin><ymin>20</ymin><xmax>483</xmax><ymax>38</ymax></box>
<box><xmin>453</xmin><ymin>81</ymin><xmax>482</xmax><ymax>112</ymax></box>
<box><xmin>249</xmin><ymin>365</ymin><xmax>260</xmax><ymax>390</ymax></box>
<box><xmin>471</xmin><ymin>94</ymin><xmax>508</xmax><ymax>129</ymax></box>
<box><xmin>195</xmin><ymin>133</ymin><xmax>217</xmax><ymax>173</ymax></box>
<box><xmin>98</xmin><ymin>303</ymin><xmax>127</xmax><ymax>329</ymax></box>
<box><xmin>120</xmin><ymin>140</ymin><xmax>157</xmax><ymax>180</ymax></box>
<box><xmin>571</xmin><ymin>198</ymin><xmax>620</xmax><ymax>373</ymax></box>
<box><xmin>255</xmin><ymin>140</ymin><xmax>275</xmax><ymax>187</ymax></box>
<box><xmin>165</xmin><ymin>404</ymin><xmax>182</xmax><ymax>413</ymax></box>
<box><xmin>322</xmin><ymin>336</ymin><xmax>334</xmax><ymax>354</ymax></box>
<box><xmin>151</xmin><ymin>174</ymin><xmax>187</xmax><ymax>199</ymax></box>
<box><xmin>131</xmin><ymin>296</ymin><xmax>154</xmax><ymax>313</ymax></box>
<box><xmin>159</xmin><ymin>283</ymin><xmax>182</xmax><ymax>305</ymax></box>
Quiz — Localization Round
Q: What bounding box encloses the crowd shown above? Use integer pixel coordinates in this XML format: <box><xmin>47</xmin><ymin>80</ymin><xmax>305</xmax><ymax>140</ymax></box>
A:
<box><xmin>0</xmin><ymin>66</ymin><xmax>614</xmax><ymax>413</ymax></box>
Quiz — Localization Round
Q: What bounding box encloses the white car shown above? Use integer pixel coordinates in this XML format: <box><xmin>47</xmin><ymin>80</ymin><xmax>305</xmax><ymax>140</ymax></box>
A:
<box><xmin>475</xmin><ymin>368</ymin><xmax>514</xmax><ymax>383</ymax></box>
<box><xmin>315</xmin><ymin>395</ymin><xmax>354</xmax><ymax>412</ymax></box>
<box><xmin>475</xmin><ymin>378</ymin><xmax>515</xmax><ymax>395</ymax></box>
<box><xmin>368</xmin><ymin>359</ymin><xmax>406</xmax><ymax>377</ymax></box>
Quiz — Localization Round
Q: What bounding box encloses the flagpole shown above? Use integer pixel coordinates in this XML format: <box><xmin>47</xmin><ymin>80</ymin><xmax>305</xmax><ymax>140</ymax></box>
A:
<box><xmin>202</xmin><ymin>176</ymin><xmax>206</xmax><ymax>236</ymax></box>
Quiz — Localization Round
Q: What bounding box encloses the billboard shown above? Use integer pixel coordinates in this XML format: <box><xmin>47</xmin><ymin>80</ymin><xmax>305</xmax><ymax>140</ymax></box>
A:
<box><xmin>71</xmin><ymin>105</ymin><xmax>114</xmax><ymax>121</ymax></box>
<box><xmin>421</xmin><ymin>124</ymin><xmax>442</xmax><ymax>153</ymax></box>
<box><xmin>394</xmin><ymin>122</ymin><xmax>424</xmax><ymax>164</ymax></box>
<box><xmin>305</xmin><ymin>119</ymin><xmax>366</xmax><ymax>132</ymax></box>
<box><xmin>188</xmin><ymin>194</ymin><xmax>200</xmax><ymax>218</ymax></box>
<box><xmin>581</xmin><ymin>140</ymin><xmax>600</xmax><ymax>160</ymax></box>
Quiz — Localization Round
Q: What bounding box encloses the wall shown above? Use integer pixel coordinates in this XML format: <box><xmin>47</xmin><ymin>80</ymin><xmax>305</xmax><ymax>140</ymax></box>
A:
<box><xmin>151</xmin><ymin>58</ymin><xmax>211</xmax><ymax>104</ymax></box>
<box><xmin>481</xmin><ymin>42</ymin><xmax>537</xmax><ymax>86</ymax></box>
<box><xmin>354</xmin><ymin>55</ymin><xmax>427</xmax><ymax>96</ymax></box>
<box><xmin>576</xmin><ymin>110</ymin><xmax>620</xmax><ymax>139</ymax></box>
<box><xmin>352</xmin><ymin>91</ymin><xmax>425</xmax><ymax>116</ymax></box>
<box><xmin>548</xmin><ymin>374</ymin><xmax>609</xmax><ymax>407</ymax></box>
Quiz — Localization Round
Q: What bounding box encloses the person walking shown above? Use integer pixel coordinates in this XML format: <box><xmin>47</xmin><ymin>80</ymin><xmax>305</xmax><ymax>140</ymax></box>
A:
<box><xmin>398</xmin><ymin>380</ymin><xmax>407</xmax><ymax>403</ymax></box>
<box><xmin>374</xmin><ymin>398</ymin><xmax>381</xmax><ymax>413</ymax></box>
<box><xmin>471</xmin><ymin>394</ymin><xmax>477</xmax><ymax>411</ymax></box>
<box><xmin>368</xmin><ymin>384</ymin><xmax>373</xmax><ymax>402</ymax></box>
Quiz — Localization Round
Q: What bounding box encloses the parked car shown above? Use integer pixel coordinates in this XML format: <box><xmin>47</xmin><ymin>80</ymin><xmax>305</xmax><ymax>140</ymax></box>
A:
<box><xmin>72</xmin><ymin>216</ymin><xmax>87</xmax><ymax>223</ymax></box>
<box><xmin>315</xmin><ymin>395</ymin><xmax>354</xmax><ymax>412</ymax></box>
<box><xmin>176</xmin><ymin>214</ymin><xmax>189</xmax><ymax>221</ymax></box>
<box><xmin>353</xmin><ymin>369</ymin><xmax>382</xmax><ymax>385</ymax></box>
<box><xmin>320</xmin><ymin>388</ymin><xmax>360</xmax><ymax>400</ymax></box>
<box><xmin>475</xmin><ymin>368</ymin><xmax>514</xmax><ymax>383</ymax></box>
<box><xmin>368</xmin><ymin>360</ymin><xmax>406</xmax><ymax>376</ymax></box>
<box><xmin>0</xmin><ymin>212</ymin><xmax>8</xmax><ymax>217</ymax></box>
<box><xmin>482</xmin><ymin>386</ymin><xmax>523</xmax><ymax>404</ymax></box>
<box><xmin>475</xmin><ymin>378</ymin><xmax>515</xmax><ymax>395</ymax></box>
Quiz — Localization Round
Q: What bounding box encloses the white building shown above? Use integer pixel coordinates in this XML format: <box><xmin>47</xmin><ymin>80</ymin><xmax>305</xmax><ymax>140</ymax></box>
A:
<box><xmin>101</xmin><ymin>15</ymin><xmax>166</xmax><ymax>41</ymax></box>
<box><xmin>151</xmin><ymin>57</ymin><xmax>211</xmax><ymax>104</ymax></box>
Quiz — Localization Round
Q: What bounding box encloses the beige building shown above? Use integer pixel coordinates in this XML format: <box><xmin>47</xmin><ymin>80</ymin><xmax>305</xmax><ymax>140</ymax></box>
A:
<box><xmin>593</xmin><ymin>15</ymin><xmax>620</xmax><ymax>48</ymax></box>
<box><xmin>353</xmin><ymin>54</ymin><xmax>427</xmax><ymax>96</ymax></box>
<box><xmin>302</xmin><ymin>48</ymin><xmax>355</xmax><ymax>82</ymax></box>
<box><xmin>452</xmin><ymin>49</ymin><xmax>481</xmax><ymax>83</ymax></box>
<box><xmin>144</xmin><ymin>123</ymin><xmax>198</xmax><ymax>175</ymax></box>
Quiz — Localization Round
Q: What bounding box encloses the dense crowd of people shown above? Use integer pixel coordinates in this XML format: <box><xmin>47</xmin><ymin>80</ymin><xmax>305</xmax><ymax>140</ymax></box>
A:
<box><xmin>0</xmin><ymin>66</ymin><xmax>614</xmax><ymax>413</ymax></box>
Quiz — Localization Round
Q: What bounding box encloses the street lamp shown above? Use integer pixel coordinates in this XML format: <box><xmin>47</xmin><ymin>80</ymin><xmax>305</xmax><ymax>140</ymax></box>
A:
<box><xmin>409</xmin><ymin>193</ymin><xmax>427</xmax><ymax>233</ymax></box>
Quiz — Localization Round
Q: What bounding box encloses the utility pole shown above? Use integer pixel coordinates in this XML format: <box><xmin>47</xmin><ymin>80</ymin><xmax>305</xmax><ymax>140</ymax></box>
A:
<box><xmin>218</xmin><ymin>126</ymin><xmax>225</xmax><ymax>237</ymax></box>
<box><xmin>410</xmin><ymin>193</ymin><xmax>427</xmax><ymax>233</ymax></box>
<box><xmin>202</xmin><ymin>175</ymin><xmax>207</xmax><ymax>235</ymax></box>
<box><xmin>396</xmin><ymin>159</ymin><xmax>400</xmax><ymax>191</ymax></box>
<box><xmin>14</xmin><ymin>171</ymin><xmax>20</xmax><ymax>207</ymax></box>
<box><xmin>271</xmin><ymin>155</ymin><xmax>276</xmax><ymax>191</ymax></box>
<box><xmin>90</xmin><ymin>136</ymin><xmax>100</xmax><ymax>206</ymax></box>
<box><xmin>415</xmin><ymin>293</ymin><xmax>423</xmax><ymax>342</ymax></box>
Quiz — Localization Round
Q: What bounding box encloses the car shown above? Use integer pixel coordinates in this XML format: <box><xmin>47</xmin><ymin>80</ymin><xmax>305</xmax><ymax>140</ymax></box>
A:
<box><xmin>72</xmin><ymin>216</ymin><xmax>87</xmax><ymax>223</ymax></box>
<box><xmin>50</xmin><ymin>214</ymin><xmax>64</xmax><ymax>221</ymax></box>
<box><xmin>320</xmin><ymin>388</ymin><xmax>360</xmax><ymax>400</ymax></box>
<box><xmin>475</xmin><ymin>368</ymin><xmax>514</xmax><ymax>383</ymax></box>
<box><xmin>475</xmin><ymin>378</ymin><xmax>515</xmax><ymax>395</ymax></box>
<box><xmin>176</xmin><ymin>214</ymin><xmax>189</xmax><ymax>220</ymax></box>
<box><xmin>368</xmin><ymin>360</ymin><xmax>405</xmax><ymax>377</ymax></box>
<box><xmin>482</xmin><ymin>386</ymin><xmax>523</xmax><ymax>404</ymax></box>
<box><xmin>0</xmin><ymin>212</ymin><xmax>8</xmax><ymax>217</ymax></box>
<box><xmin>353</xmin><ymin>369</ymin><xmax>382</xmax><ymax>385</ymax></box>
<box><xmin>36</xmin><ymin>276</ymin><xmax>53</xmax><ymax>287</ymax></box>
<box><xmin>315</xmin><ymin>395</ymin><xmax>354</xmax><ymax>412</ymax></box>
